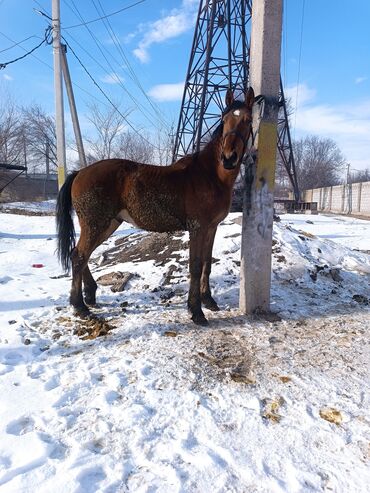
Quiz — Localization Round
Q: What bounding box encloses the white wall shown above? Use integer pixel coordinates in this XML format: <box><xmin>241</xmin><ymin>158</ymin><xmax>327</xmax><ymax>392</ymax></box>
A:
<box><xmin>303</xmin><ymin>181</ymin><xmax>370</xmax><ymax>217</ymax></box>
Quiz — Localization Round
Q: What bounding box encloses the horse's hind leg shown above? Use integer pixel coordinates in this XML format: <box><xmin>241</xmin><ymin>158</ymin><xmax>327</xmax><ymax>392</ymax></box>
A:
<box><xmin>70</xmin><ymin>243</ymin><xmax>90</xmax><ymax>316</ymax></box>
<box><xmin>71</xmin><ymin>218</ymin><xmax>121</xmax><ymax>315</ymax></box>
<box><xmin>83</xmin><ymin>265</ymin><xmax>97</xmax><ymax>306</ymax></box>
<box><xmin>200</xmin><ymin>226</ymin><xmax>220</xmax><ymax>311</ymax></box>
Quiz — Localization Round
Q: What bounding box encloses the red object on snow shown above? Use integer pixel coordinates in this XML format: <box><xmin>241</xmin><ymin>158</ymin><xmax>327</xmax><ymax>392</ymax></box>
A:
<box><xmin>32</xmin><ymin>264</ymin><xmax>44</xmax><ymax>268</ymax></box>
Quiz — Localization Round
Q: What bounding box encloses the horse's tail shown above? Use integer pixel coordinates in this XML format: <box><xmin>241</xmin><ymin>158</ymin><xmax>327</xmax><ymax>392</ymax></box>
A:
<box><xmin>56</xmin><ymin>171</ymin><xmax>79</xmax><ymax>272</ymax></box>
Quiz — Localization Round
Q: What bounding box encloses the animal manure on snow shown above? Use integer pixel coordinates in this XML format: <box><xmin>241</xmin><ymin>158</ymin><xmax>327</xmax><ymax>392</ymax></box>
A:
<box><xmin>261</xmin><ymin>397</ymin><xmax>285</xmax><ymax>423</ymax></box>
<box><xmin>319</xmin><ymin>407</ymin><xmax>343</xmax><ymax>425</ymax></box>
<box><xmin>73</xmin><ymin>317</ymin><xmax>115</xmax><ymax>340</ymax></box>
<box><xmin>163</xmin><ymin>330</ymin><xmax>178</xmax><ymax>337</ymax></box>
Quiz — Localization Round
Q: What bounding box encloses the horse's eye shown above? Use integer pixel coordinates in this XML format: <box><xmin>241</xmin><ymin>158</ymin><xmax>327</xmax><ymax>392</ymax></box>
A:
<box><xmin>232</xmin><ymin>109</ymin><xmax>241</xmax><ymax>116</ymax></box>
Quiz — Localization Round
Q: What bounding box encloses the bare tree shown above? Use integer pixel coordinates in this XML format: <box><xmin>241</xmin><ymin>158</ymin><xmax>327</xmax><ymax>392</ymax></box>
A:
<box><xmin>85</xmin><ymin>103</ymin><xmax>129</xmax><ymax>162</ymax></box>
<box><xmin>21</xmin><ymin>104</ymin><xmax>57</xmax><ymax>173</ymax></box>
<box><xmin>116</xmin><ymin>130</ymin><xmax>154</xmax><ymax>163</ymax></box>
<box><xmin>294</xmin><ymin>135</ymin><xmax>346</xmax><ymax>190</ymax></box>
<box><xmin>0</xmin><ymin>97</ymin><xmax>24</xmax><ymax>166</ymax></box>
<box><xmin>85</xmin><ymin>103</ymin><xmax>158</xmax><ymax>164</ymax></box>
<box><xmin>153</xmin><ymin>123</ymin><xmax>175</xmax><ymax>166</ymax></box>
<box><xmin>348</xmin><ymin>167</ymin><xmax>370</xmax><ymax>184</ymax></box>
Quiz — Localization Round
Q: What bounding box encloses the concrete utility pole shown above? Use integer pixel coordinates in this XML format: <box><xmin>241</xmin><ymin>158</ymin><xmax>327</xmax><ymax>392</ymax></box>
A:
<box><xmin>52</xmin><ymin>0</ymin><xmax>67</xmax><ymax>189</ymax></box>
<box><xmin>61</xmin><ymin>44</ymin><xmax>87</xmax><ymax>168</ymax></box>
<box><xmin>239</xmin><ymin>0</ymin><xmax>283</xmax><ymax>314</ymax></box>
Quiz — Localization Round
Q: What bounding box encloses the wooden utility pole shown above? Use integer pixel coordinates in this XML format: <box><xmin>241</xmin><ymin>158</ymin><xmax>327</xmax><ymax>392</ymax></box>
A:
<box><xmin>239</xmin><ymin>0</ymin><xmax>283</xmax><ymax>314</ymax></box>
<box><xmin>61</xmin><ymin>44</ymin><xmax>87</xmax><ymax>168</ymax></box>
<box><xmin>52</xmin><ymin>0</ymin><xmax>67</xmax><ymax>189</ymax></box>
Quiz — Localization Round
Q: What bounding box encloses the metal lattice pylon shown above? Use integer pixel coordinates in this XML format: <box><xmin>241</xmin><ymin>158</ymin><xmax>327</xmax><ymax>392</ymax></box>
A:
<box><xmin>173</xmin><ymin>0</ymin><xmax>300</xmax><ymax>201</ymax></box>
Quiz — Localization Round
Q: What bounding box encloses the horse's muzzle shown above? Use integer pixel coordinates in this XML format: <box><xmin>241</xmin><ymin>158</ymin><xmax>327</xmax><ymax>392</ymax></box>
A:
<box><xmin>222</xmin><ymin>152</ymin><xmax>238</xmax><ymax>170</ymax></box>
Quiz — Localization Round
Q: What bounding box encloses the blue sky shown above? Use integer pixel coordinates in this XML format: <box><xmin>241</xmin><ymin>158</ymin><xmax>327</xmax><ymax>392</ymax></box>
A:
<box><xmin>1</xmin><ymin>0</ymin><xmax>370</xmax><ymax>171</ymax></box>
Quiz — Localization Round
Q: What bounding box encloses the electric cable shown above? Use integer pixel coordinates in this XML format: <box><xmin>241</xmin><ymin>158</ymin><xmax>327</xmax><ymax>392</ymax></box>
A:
<box><xmin>0</xmin><ymin>35</ymin><xmax>42</xmax><ymax>54</ymax></box>
<box><xmin>0</xmin><ymin>26</ymin><xmax>52</xmax><ymax>70</ymax></box>
<box><xmin>64</xmin><ymin>0</ymin><xmax>163</xmax><ymax>129</ymax></box>
<box><xmin>92</xmin><ymin>0</ymin><xmax>169</xmax><ymax>130</ymax></box>
<box><xmin>64</xmin><ymin>0</ymin><xmax>147</xmax><ymax>29</ymax></box>
<box><xmin>63</xmin><ymin>38</ymin><xmax>161</xmax><ymax>151</ymax></box>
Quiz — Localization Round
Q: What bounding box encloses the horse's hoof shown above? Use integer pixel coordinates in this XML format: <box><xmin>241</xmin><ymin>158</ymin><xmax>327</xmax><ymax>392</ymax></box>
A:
<box><xmin>84</xmin><ymin>296</ymin><xmax>97</xmax><ymax>306</ymax></box>
<box><xmin>73</xmin><ymin>305</ymin><xmax>91</xmax><ymax>318</ymax></box>
<box><xmin>191</xmin><ymin>314</ymin><xmax>209</xmax><ymax>326</ymax></box>
<box><xmin>202</xmin><ymin>297</ymin><xmax>220</xmax><ymax>311</ymax></box>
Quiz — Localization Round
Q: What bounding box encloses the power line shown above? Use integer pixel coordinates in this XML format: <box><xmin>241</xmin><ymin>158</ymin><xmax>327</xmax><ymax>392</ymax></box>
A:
<box><xmin>33</xmin><ymin>1</ymin><xmax>160</xmax><ymax>123</ymax></box>
<box><xmin>64</xmin><ymin>0</ymin><xmax>147</xmax><ymax>29</ymax></box>
<box><xmin>64</xmin><ymin>0</ymin><xmax>163</xmax><ymax>130</ymax></box>
<box><xmin>63</xmin><ymin>38</ymin><xmax>160</xmax><ymax>151</ymax></box>
<box><xmin>0</xmin><ymin>35</ymin><xmax>42</xmax><ymax>54</ymax></box>
<box><xmin>33</xmin><ymin>0</ymin><xmax>48</xmax><ymax>12</ymax></box>
<box><xmin>0</xmin><ymin>26</ymin><xmax>52</xmax><ymax>70</ymax></box>
<box><xmin>63</xmin><ymin>28</ymin><xmax>159</xmax><ymax>129</ymax></box>
<box><xmin>0</xmin><ymin>30</ymin><xmax>116</xmax><ymax>110</ymax></box>
<box><xmin>92</xmin><ymin>0</ymin><xmax>169</xmax><ymax>130</ymax></box>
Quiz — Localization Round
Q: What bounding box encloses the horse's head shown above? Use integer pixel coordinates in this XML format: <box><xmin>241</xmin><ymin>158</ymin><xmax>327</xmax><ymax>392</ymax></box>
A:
<box><xmin>221</xmin><ymin>87</ymin><xmax>254</xmax><ymax>170</ymax></box>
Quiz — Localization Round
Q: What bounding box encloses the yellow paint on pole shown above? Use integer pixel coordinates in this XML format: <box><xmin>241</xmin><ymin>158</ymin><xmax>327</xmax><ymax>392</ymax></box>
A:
<box><xmin>58</xmin><ymin>165</ymin><xmax>65</xmax><ymax>190</ymax></box>
<box><xmin>255</xmin><ymin>121</ymin><xmax>277</xmax><ymax>191</ymax></box>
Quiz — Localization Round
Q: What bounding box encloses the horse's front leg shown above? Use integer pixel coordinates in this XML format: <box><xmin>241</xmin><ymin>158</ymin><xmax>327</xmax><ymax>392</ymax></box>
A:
<box><xmin>200</xmin><ymin>226</ymin><xmax>220</xmax><ymax>312</ymax></box>
<box><xmin>188</xmin><ymin>228</ymin><xmax>208</xmax><ymax>326</ymax></box>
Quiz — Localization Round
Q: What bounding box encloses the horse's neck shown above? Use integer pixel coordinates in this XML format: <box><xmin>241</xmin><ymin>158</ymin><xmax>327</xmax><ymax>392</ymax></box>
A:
<box><xmin>199</xmin><ymin>134</ymin><xmax>223</xmax><ymax>167</ymax></box>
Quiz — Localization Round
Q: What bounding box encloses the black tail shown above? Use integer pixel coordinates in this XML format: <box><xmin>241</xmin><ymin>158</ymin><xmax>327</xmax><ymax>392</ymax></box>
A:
<box><xmin>56</xmin><ymin>171</ymin><xmax>79</xmax><ymax>272</ymax></box>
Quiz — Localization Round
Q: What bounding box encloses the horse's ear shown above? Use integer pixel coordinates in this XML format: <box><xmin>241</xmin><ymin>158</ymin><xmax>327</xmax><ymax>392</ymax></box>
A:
<box><xmin>225</xmin><ymin>88</ymin><xmax>234</xmax><ymax>107</ymax></box>
<box><xmin>245</xmin><ymin>86</ymin><xmax>255</xmax><ymax>110</ymax></box>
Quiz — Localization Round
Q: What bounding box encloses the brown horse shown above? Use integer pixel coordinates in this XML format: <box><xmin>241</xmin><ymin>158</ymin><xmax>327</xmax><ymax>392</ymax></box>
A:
<box><xmin>56</xmin><ymin>87</ymin><xmax>254</xmax><ymax>325</ymax></box>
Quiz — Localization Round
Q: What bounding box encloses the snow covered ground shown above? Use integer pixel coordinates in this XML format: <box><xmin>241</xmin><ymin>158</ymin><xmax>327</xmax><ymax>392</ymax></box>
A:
<box><xmin>0</xmin><ymin>205</ymin><xmax>369</xmax><ymax>493</ymax></box>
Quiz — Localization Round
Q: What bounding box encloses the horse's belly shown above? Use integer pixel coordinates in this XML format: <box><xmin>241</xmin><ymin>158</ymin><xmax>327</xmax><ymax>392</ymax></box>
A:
<box><xmin>125</xmin><ymin>201</ymin><xmax>186</xmax><ymax>232</ymax></box>
<box><xmin>117</xmin><ymin>209</ymin><xmax>140</xmax><ymax>228</ymax></box>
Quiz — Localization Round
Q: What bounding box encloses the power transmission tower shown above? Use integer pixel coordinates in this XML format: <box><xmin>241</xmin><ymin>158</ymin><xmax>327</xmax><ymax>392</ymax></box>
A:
<box><xmin>173</xmin><ymin>0</ymin><xmax>299</xmax><ymax>200</ymax></box>
<box><xmin>277</xmin><ymin>78</ymin><xmax>300</xmax><ymax>201</ymax></box>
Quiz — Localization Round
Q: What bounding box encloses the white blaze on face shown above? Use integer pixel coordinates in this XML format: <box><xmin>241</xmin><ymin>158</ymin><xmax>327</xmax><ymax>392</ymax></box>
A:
<box><xmin>233</xmin><ymin>109</ymin><xmax>241</xmax><ymax>116</ymax></box>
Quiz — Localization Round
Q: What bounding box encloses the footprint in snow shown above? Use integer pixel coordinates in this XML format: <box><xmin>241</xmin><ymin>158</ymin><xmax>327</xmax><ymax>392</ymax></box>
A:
<box><xmin>6</xmin><ymin>416</ymin><xmax>35</xmax><ymax>436</ymax></box>
<box><xmin>2</xmin><ymin>351</ymin><xmax>25</xmax><ymax>366</ymax></box>
<box><xmin>140</xmin><ymin>365</ymin><xmax>153</xmax><ymax>377</ymax></box>
<box><xmin>0</xmin><ymin>276</ymin><xmax>13</xmax><ymax>284</ymax></box>
<box><xmin>0</xmin><ymin>455</ymin><xmax>12</xmax><ymax>471</ymax></box>
<box><xmin>105</xmin><ymin>390</ymin><xmax>121</xmax><ymax>404</ymax></box>
<box><xmin>44</xmin><ymin>375</ymin><xmax>60</xmax><ymax>391</ymax></box>
<box><xmin>76</xmin><ymin>466</ymin><xmax>106</xmax><ymax>493</ymax></box>
<box><xmin>38</xmin><ymin>432</ymin><xmax>68</xmax><ymax>460</ymax></box>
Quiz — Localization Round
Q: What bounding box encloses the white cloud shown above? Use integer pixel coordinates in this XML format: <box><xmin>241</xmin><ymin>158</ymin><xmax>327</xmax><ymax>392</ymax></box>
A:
<box><xmin>355</xmin><ymin>76</ymin><xmax>367</xmax><ymax>84</ymax></box>
<box><xmin>286</xmin><ymin>82</ymin><xmax>370</xmax><ymax>170</ymax></box>
<box><xmin>285</xmin><ymin>83</ymin><xmax>316</xmax><ymax>108</ymax></box>
<box><xmin>148</xmin><ymin>82</ymin><xmax>184</xmax><ymax>102</ymax></box>
<box><xmin>100</xmin><ymin>73</ymin><xmax>123</xmax><ymax>84</ymax></box>
<box><xmin>133</xmin><ymin>0</ymin><xmax>198</xmax><ymax>63</ymax></box>
<box><xmin>2</xmin><ymin>73</ymin><xmax>13</xmax><ymax>81</ymax></box>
